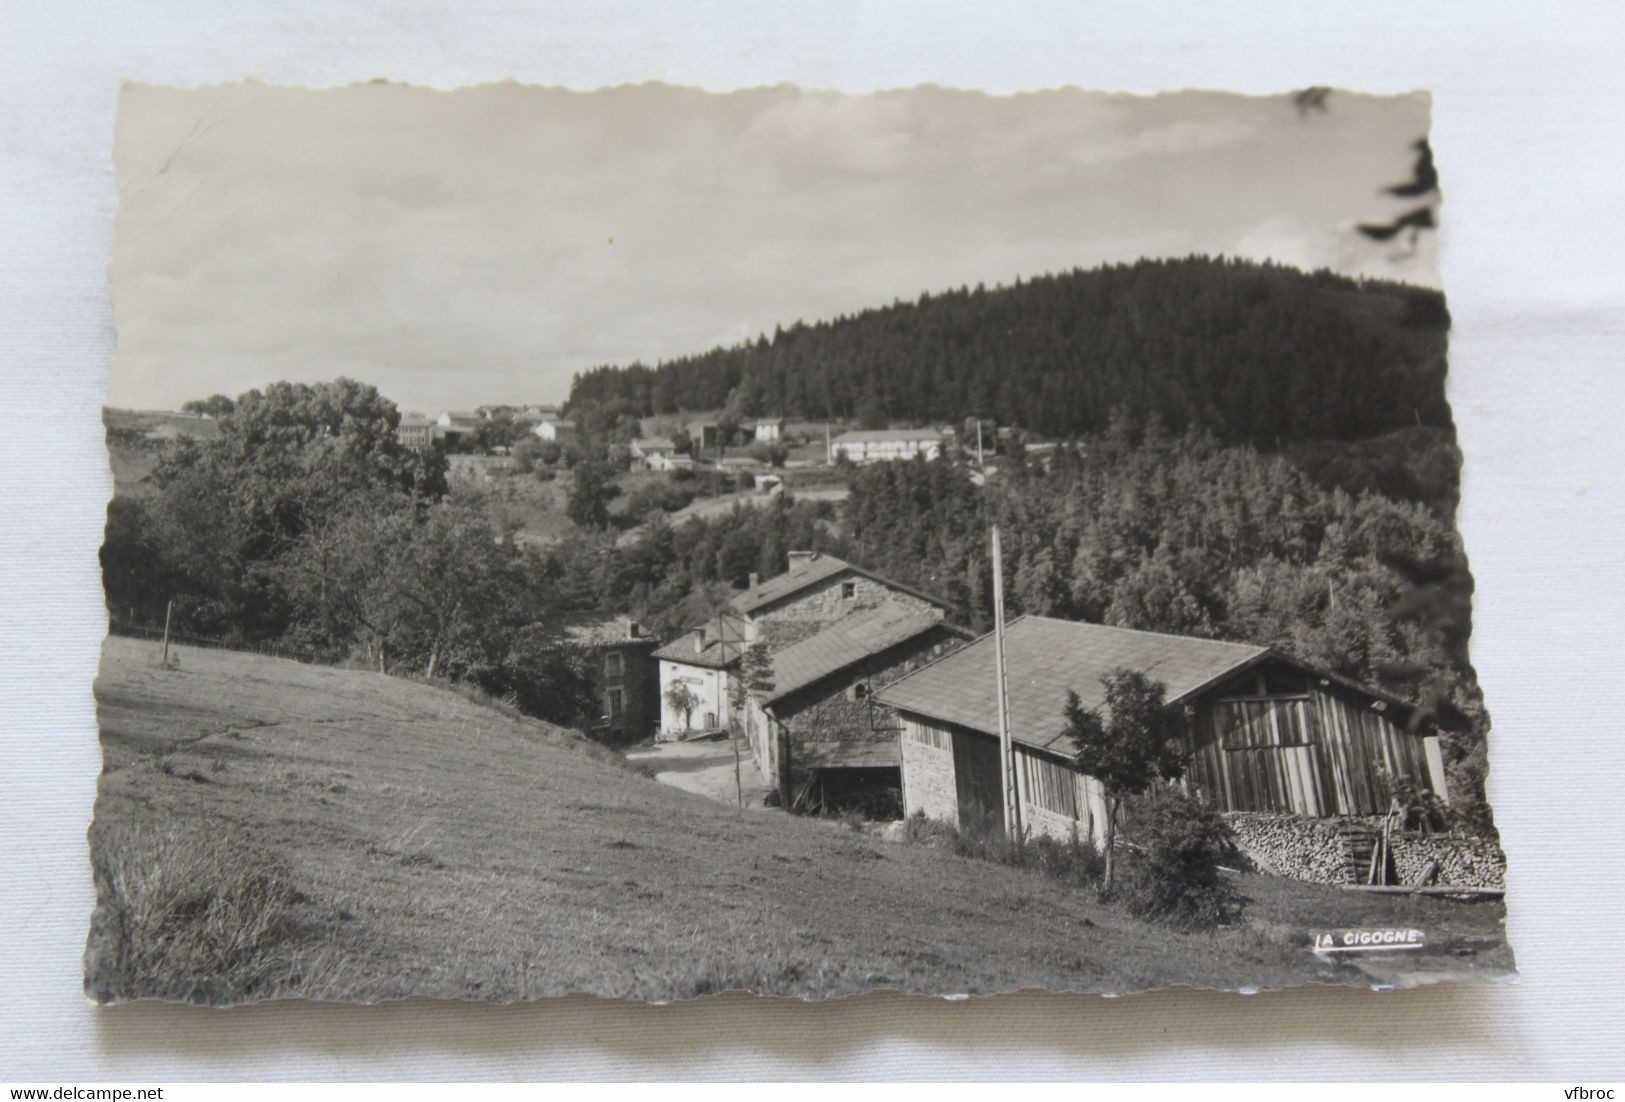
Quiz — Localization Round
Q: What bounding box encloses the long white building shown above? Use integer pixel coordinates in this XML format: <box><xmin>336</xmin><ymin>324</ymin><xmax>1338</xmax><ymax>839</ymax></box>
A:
<box><xmin>827</xmin><ymin>428</ymin><xmax>944</xmax><ymax>464</ymax></box>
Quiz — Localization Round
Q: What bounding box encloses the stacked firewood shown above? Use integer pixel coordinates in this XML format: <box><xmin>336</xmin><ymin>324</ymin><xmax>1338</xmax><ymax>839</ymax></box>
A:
<box><xmin>1391</xmin><ymin>835</ymin><xmax>1506</xmax><ymax>889</ymax></box>
<box><xmin>1226</xmin><ymin>812</ymin><xmax>1507</xmax><ymax>888</ymax></box>
<box><xmin>1225</xmin><ymin>813</ymin><xmax>1346</xmax><ymax>883</ymax></box>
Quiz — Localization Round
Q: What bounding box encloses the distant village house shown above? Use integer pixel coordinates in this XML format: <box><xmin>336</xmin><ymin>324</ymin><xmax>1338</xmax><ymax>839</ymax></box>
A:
<box><xmin>533</xmin><ymin>418</ymin><xmax>578</xmax><ymax>444</ymax></box>
<box><xmin>828</xmin><ymin>428</ymin><xmax>944</xmax><ymax>465</ymax></box>
<box><xmin>396</xmin><ymin>415</ymin><xmax>436</xmax><ymax>450</ymax></box>
<box><xmin>629</xmin><ymin>436</ymin><xmax>688</xmax><ymax>472</ymax></box>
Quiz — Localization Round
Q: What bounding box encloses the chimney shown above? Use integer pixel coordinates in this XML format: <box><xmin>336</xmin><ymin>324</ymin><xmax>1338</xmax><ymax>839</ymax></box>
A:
<box><xmin>695</xmin><ymin>626</ymin><xmax>707</xmax><ymax>654</ymax></box>
<box><xmin>748</xmin><ymin>572</ymin><xmax>760</xmax><ymax>589</ymax></box>
<box><xmin>625</xmin><ymin>620</ymin><xmax>641</xmax><ymax>640</ymax></box>
<box><xmin>787</xmin><ymin>550</ymin><xmax>815</xmax><ymax>572</ymax></box>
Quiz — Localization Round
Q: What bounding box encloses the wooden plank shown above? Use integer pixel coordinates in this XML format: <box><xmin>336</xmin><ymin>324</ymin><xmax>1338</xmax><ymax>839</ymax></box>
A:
<box><xmin>1342</xmin><ymin>884</ymin><xmax>1505</xmax><ymax>898</ymax></box>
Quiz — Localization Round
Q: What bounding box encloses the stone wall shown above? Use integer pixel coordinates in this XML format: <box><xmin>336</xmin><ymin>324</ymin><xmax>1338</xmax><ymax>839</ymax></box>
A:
<box><xmin>900</xmin><ymin>719</ymin><xmax>958</xmax><ymax>822</ymax></box>
<box><xmin>753</xmin><ymin>574</ymin><xmax>937</xmax><ymax>645</ymax></box>
<box><xmin>1227</xmin><ymin>812</ymin><xmax>1507</xmax><ymax>888</ymax></box>
<box><xmin>777</xmin><ymin>628</ymin><xmax>960</xmax><ymax>770</ymax></box>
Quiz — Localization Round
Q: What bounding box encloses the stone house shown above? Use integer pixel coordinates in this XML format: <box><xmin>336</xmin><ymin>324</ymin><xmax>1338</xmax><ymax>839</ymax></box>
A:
<box><xmin>742</xmin><ymin>602</ymin><xmax>971</xmax><ymax>812</ymax></box>
<box><xmin>728</xmin><ymin>550</ymin><xmax>952</xmax><ymax>650</ymax></box>
<box><xmin>567</xmin><ymin>617</ymin><xmax>662</xmax><ymax>745</ymax></box>
<box><xmin>651</xmin><ymin>552</ymin><xmax>954</xmax><ymax>742</ymax></box>
<box><xmin>874</xmin><ymin>616</ymin><xmax>1451</xmax><ymax>847</ymax></box>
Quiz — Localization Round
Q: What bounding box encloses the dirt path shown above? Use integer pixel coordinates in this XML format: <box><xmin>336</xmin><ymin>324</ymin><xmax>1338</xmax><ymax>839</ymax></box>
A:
<box><xmin>625</xmin><ymin>734</ymin><xmax>774</xmax><ymax>810</ymax></box>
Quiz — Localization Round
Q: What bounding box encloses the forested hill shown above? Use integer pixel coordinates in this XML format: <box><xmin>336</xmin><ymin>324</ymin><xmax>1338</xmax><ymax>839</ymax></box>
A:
<box><xmin>567</xmin><ymin>256</ymin><xmax>1452</xmax><ymax>446</ymax></box>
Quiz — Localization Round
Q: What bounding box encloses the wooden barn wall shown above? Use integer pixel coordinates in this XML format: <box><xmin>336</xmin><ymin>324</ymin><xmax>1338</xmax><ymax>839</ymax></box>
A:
<box><xmin>1184</xmin><ymin>677</ymin><xmax>1435</xmax><ymax>816</ymax></box>
<box><xmin>1012</xmin><ymin>744</ymin><xmax>1108</xmax><ymax>848</ymax></box>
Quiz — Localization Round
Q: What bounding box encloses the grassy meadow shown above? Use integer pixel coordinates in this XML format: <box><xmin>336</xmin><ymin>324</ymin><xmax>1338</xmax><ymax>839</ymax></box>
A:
<box><xmin>87</xmin><ymin>635</ymin><xmax>1511</xmax><ymax>1005</ymax></box>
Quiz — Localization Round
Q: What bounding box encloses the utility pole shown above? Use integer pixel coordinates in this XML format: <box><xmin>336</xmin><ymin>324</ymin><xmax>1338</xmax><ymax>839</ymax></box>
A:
<box><xmin>976</xmin><ymin>420</ymin><xmax>985</xmax><ymax>468</ymax></box>
<box><xmin>990</xmin><ymin>526</ymin><xmax>1019</xmax><ymax>841</ymax></box>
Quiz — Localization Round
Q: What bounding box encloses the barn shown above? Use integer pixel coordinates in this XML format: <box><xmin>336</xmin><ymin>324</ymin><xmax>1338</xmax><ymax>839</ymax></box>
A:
<box><xmin>873</xmin><ymin>616</ymin><xmax>1449</xmax><ymax>846</ymax></box>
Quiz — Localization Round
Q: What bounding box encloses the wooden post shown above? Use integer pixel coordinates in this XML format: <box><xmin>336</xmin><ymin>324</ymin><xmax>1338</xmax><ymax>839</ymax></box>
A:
<box><xmin>976</xmin><ymin>420</ymin><xmax>984</xmax><ymax>467</ymax></box>
<box><xmin>160</xmin><ymin>599</ymin><xmax>174</xmax><ymax>668</ymax></box>
<box><xmin>990</xmin><ymin>526</ymin><xmax>1019</xmax><ymax>841</ymax></box>
<box><xmin>732</xmin><ymin>727</ymin><xmax>743</xmax><ymax>809</ymax></box>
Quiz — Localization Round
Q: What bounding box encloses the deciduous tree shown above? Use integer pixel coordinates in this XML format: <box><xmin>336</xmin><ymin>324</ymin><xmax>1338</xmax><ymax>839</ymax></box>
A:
<box><xmin>1062</xmin><ymin>670</ymin><xmax>1188</xmax><ymax>891</ymax></box>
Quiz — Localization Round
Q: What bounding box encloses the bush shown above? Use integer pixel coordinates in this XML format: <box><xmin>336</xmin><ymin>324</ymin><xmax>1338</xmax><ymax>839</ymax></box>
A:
<box><xmin>1115</xmin><ymin>792</ymin><xmax>1241</xmax><ymax>929</ymax></box>
<box><xmin>901</xmin><ymin>810</ymin><xmax>962</xmax><ymax>849</ymax></box>
<box><xmin>1025</xmin><ymin>833</ymin><xmax>1104</xmax><ymax>888</ymax></box>
<box><xmin>622</xmin><ymin>478</ymin><xmax>698</xmax><ymax>518</ymax></box>
<box><xmin>1386</xmin><ymin>771</ymin><xmax>1451</xmax><ymax>836</ymax></box>
<box><xmin>750</xmin><ymin>441</ymin><xmax>789</xmax><ymax>468</ymax></box>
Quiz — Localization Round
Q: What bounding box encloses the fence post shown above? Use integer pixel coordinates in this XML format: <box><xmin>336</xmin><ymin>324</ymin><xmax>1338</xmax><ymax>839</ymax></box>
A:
<box><xmin>161</xmin><ymin>600</ymin><xmax>174</xmax><ymax>668</ymax></box>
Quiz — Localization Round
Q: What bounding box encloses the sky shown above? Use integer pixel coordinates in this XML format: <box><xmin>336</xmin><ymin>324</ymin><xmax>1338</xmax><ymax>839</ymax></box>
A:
<box><xmin>109</xmin><ymin>82</ymin><xmax>1437</xmax><ymax>414</ymax></box>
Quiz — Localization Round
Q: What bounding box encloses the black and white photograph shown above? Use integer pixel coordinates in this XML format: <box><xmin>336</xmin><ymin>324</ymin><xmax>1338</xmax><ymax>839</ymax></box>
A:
<box><xmin>88</xmin><ymin>80</ymin><xmax>1513</xmax><ymax>1005</ymax></box>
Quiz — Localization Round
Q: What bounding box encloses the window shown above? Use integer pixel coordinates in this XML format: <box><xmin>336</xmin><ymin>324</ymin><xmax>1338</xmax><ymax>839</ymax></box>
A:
<box><xmin>841</xmin><ymin>580</ymin><xmax>857</xmax><ymax>599</ymax></box>
<box><xmin>909</xmin><ymin>724</ymin><xmax>949</xmax><ymax>750</ymax></box>
<box><xmin>607</xmin><ymin>688</ymin><xmax>624</xmax><ymax>718</ymax></box>
<box><xmin>604</xmin><ymin>651</ymin><xmax>624</xmax><ymax>677</ymax></box>
<box><xmin>851</xmin><ymin>682</ymin><xmax>869</xmax><ymax>701</ymax></box>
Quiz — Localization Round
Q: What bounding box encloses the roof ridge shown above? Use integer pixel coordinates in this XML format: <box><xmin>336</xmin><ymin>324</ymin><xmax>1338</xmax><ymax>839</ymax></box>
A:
<box><xmin>1019</xmin><ymin>613</ymin><xmax>1267</xmax><ymax>653</ymax></box>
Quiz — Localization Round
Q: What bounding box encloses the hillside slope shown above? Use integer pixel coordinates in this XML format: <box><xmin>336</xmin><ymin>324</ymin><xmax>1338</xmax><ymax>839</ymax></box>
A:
<box><xmin>87</xmin><ymin>636</ymin><xmax>1506</xmax><ymax>1004</ymax></box>
<box><xmin>567</xmin><ymin>256</ymin><xmax>1452</xmax><ymax>446</ymax></box>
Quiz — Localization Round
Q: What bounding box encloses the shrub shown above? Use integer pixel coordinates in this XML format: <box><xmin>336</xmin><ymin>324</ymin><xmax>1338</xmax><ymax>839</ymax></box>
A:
<box><xmin>1386</xmin><ymin>771</ymin><xmax>1451</xmax><ymax>836</ymax></box>
<box><xmin>900</xmin><ymin>810</ymin><xmax>960</xmax><ymax>849</ymax></box>
<box><xmin>1115</xmin><ymin>791</ymin><xmax>1241</xmax><ymax>929</ymax></box>
<box><xmin>1025</xmin><ymin>833</ymin><xmax>1104</xmax><ymax>888</ymax></box>
<box><xmin>622</xmin><ymin>478</ymin><xmax>698</xmax><ymax>517</ymax></box>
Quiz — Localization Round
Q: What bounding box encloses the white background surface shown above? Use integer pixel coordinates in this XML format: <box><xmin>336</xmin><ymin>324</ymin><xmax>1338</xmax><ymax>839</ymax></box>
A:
<box><xmin>3</xmin><ymin>0</ymin><xmax>1623</xmax><ymax>1081</ymax></box>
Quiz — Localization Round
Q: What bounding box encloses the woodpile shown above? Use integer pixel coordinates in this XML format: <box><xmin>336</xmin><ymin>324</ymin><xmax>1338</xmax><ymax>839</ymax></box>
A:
<box><xmin>1226</xmin><ymin>813</ymin><xmax>1507</xmax><ymax>888</ymax></box>
<box><xmin>1226</xmin><ymin>813</ymin><xmax>1346</xmax><ymax>883</ymax></box>
<box><xmin>1391</xmin><ymin>835</ymin><xmax>1506</xmax><ymax>889</ymax></box>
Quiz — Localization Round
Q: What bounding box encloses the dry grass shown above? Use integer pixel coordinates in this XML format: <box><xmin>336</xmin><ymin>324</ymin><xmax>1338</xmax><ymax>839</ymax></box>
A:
<box><xmin>87</xmin><ymin>635</ymin><xmax>1511</xmax><ymax>1005</ymax></box>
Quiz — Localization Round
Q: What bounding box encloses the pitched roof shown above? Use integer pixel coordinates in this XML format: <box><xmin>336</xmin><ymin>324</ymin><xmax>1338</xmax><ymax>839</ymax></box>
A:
<box><xmin>651</xmin><ymin>613</ymin><xmax>750</xmax><ymax>669</ymax></box>
<box><xmin>760</xmin><ymin>602</ymin><xmax>952</xmax><ymax>707</ymax></box>
<box><xmin>728</xmin><ymin>554</ymin><xmax>950</xmax><ymax>617</ymax></box>
<box><xmin>831</xmin><ymin>428</ymin><xmax>944</xmax><ymax>444</ymax></box>
<box><xmin>873</xmin><ymin>616</ymin><xmax>1271</xmax><ymax>754</ymax></box>
<box><xmin>632</xmin><ymin>436</ymin><xmax>676</xmax><ymax>452</ymax></box>
<box><xmin>563</xmin><ymin>616</ymin><xmax>659</xmax><ymax>648</ymax></box>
